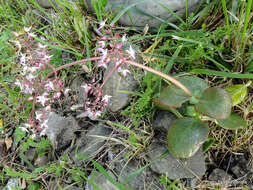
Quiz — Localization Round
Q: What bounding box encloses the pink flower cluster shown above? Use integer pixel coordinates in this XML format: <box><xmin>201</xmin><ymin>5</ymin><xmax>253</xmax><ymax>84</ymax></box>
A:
<box><xmin>80</xmin><ymin>82</ymin><xmax>111</xmax><ymax>120</ymax></box>
<box><xmin>95</xmin><ymin>20</ymin><xmax>136</xmax><ymax>77</ymax></box>
<box><xmin>13</xmin><ymin>27</ymin><xmax>70</xmax><ymax>136</ymax></box>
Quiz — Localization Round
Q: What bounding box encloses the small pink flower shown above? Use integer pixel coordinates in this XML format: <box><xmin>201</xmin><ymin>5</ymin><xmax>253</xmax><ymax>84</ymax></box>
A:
<box><xmin>13</xmin><ymin>31</ymin><xmax>19</xmax><ymax>37</ymax></box>
<box><xmin>45</xmin><ymin>81</ymin><xmax>55</xmax><ymax>91</ymax></box>
<box><xmin>102</xmin><ymin>95</ymin><xmax>112</xmax><ymax>103</ymax></box>
<box><xmin>36</xmin><ymin>94</ymin><xmax>49</xmax><ymax>107</ymax></box>
<box><xmin>99</xmin><ymin>19</ymin><xmax>107</xmax><ymax>29</ymax></box>
<box><xmin>81</xmin><ymin>83</ymin><xmax>91</xmax><ymax>94</ymax></box>
<box><xmin>37</xmin><ymin>43</ymin><xmax>47</xmax><ymax>49</ymax></box>
<box><xmin>126</xmin><ymin>45</ymin><xmax>135</xmax><ymax>59</ymax></box>
<box><xmin>122</xmin><ymin>34</ymin><xmax>127</xmax><ymax>43</ymax></box>
<box><xmin>116</xmin><ymin>43</ymin><xmax>123</xmax><ymax>49</ymax></box>
<box><xmin>117</xmin><ymin>67</ymin><xmax>130</xmax><ymax>77</ymax></box>
<box><xmin>98</xmin><ymin>41</ymin><xmax>106</xmax><ymax>48</ymax></box>
<box><xmin>28</xmin><ymin>33</ymin><xmax>36</xmax><ymax>38</ymax></box>
<box><xmin>53</xmin><ymin>92</ymin><xmax>61</xmax><ymax>99</ymax></box>
<box><xmin>64</xmin><ymin>88</ymin><xmax>71</xmax><ymax>95</ymax></box>
<box><xmin>24</xmin><ymin>26</ymin><xmax>32</xmax><ymax>33</ymax></box>
<box><xmin>27</xmin><ymin>96</ymin><xmax>33</xmax><ymax>101</ymax></box>
<box><xmin>97</xmin><ymin>60</ymin><xmax>107</xmax><ymax>69</ymax></box>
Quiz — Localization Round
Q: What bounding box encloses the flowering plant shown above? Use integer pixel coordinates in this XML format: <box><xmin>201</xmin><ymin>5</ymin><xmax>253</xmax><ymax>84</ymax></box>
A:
<box><xmin>13</xmin><ymin>21</ymin><xmax>246</xmax><ymax>159</ymax></box>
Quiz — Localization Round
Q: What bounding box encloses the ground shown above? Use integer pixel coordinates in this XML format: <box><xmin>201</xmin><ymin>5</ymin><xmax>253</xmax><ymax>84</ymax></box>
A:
<box><xmin>0</xmin><ymin>0</ymin><xmax>253</xmax><ymax>189</ymax></box>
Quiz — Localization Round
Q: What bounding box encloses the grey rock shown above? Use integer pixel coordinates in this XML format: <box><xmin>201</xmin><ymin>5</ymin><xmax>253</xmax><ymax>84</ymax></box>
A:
<box><xmin>25</xmin><ymin>148</ymin><xmax>36</xmax><ymax>161</ymax></box>
<box><xmin>45</xmin><ymin>112</ymin><xmax>79</xmax><ymax>150</ymax></box>
<box><xmin>71</xmin><ymin>123</ymin><xmax>112</xmax><ymax>165</ymax></box>
<box><xmin>5</xmin><ymin>178</ymin><xmax>19</xmax><ymax>190</ymax></box>
<box><xmin>147</xmin><ymin>142</ymin><xmax>206</xmax><ymax>179</ymax></box>
<box><xmin>86</xmin><ymin>171</ymin><xmax>119</xmax><ymax>190</ymax></box>
<box><xmin>34</xmin><ymin>155</ymin><xmax>49</xmax><ymax>167</ymax></box>
<box><xmin>113</xmin><ymin>159</ymin><xmax>161</xmax><ymax>190</ymax></box>
<box><xmin>36</xmin><ymin>0</ymin><xmax>76</xmax><ymax>8</ymax></box>
<box><xmin>69</xmin><ymin>77</ymin><xmax>87</xmax><ymax>105</ymax></box>
<box><xmin>152</xmin><ymin>111</ymin><xmax>177</xmax><ymax>133</ymax></box>
<box><xmin>208</xmin><ymin>168</ymin><xmax>233</xmax><ymax>183</ymax></box>
<box><xmin>86</xmin><ymin>0</ymin><xmax>203</xmax><ymax>27</ymax></box>
<box><xmin>103</xmin><ymin>53</ymin><xmax>139</xmax><ymax>112</ymax></box>
<box><xmin>230</xmin><ymin>155</ymin><xmax>251</xmax><ymax>178</ymax></box>
<box><xmin>36</xmin><ymin>0</ymin><xmax>58</xmax><ymax>8</ymax></box>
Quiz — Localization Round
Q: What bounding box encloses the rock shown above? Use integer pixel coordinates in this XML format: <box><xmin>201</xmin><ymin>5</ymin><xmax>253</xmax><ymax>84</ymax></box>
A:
<box><xmin>147</xmin><ymin>142</ymin><xmax>206</xmax><ymax>179</ymax></box>
<box><xmin>36</xmin><ymin>0</ymin><xmax>58</xmax><ymax>8</ymax></box>
<box><xmin>113</xmin><ymin>159</ymin><xmax>161</xmax><ymax>190</ymax></box>
<box><xmin>45</xmin><ymin>112</ymin><xmax>79</xmax><ymax>150</ymax></box>
<box><xmin>70</xmin><ymin>123</ymin><xmax>112</xmax><ymax>165</ymax></box>
<box><xmin>34</xmin><ymin>155</ymin><xmax>49</xmax><ymax>167</ymax></box>
<box><xmin>208</xmin><ymin>168</ymin><xmax>233</xmax><ymax>183</ymax></box>
<box><xmin>152</xmin><ymin>111</ymin><xmax>177</xmax><ymax>133</ymax></box>
<box><xmin>229</xmin><ymin>155</ymin><xmax>251</xmax><ymax>178</ymax></box>
<box><xmin>86</xmin><ymin>0</ymin><xmax>203</xmax><ymax>27</ymax></box>
<box><xmin>25</xmin><ymin>148</ymin><xmax>36</xmax><ymax>161</ymax></box>
<box><xmin>36</xmin><ymin>0</ymin><xmax>76</xmax><ymax>8</ymax></box>
<box><xmin>69</xmin><ymin>76</ymin><xmax>87</xmax><ymax>105</ymax></box>
<box><xmin>103</xmin><ymin>53</ymin><xmax>139</xmax><ymax>112</ymax></box>
<box><xmin>5</xmin><ymin>178</ymin><xmax>19</xmax><ymax>190</ymax></box>
<box><xmin>86</xmin><ymin>171</ymin><xmax>119</xmax><ymax>190</ymax></box>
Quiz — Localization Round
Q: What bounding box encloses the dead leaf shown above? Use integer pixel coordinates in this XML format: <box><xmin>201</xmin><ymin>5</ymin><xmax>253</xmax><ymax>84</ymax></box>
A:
<box><xmin>5</xmin><ymin>136</ymin><xmax>12</xmax><ymax>151</ymax></box>
<box><xmin>19</xmin><ymin>178</ymin><xmax>26</xmax><ymax>189</ymax></box>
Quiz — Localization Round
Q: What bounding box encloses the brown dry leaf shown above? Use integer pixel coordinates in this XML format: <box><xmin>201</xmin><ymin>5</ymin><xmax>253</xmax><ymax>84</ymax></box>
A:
<box><xmin>5</xmin><ymin>136</ymin><xmax>13</xmax><ymax>151</ymax></box>
<box><xmin>0</xmin><ymin>138</ymin><xmax>7</xmax><ymax>158</ymax></box>
<box><xmin>19</xmin><ymin>178</ymin><xmax>26</xmax><ymax>189</ymax></box>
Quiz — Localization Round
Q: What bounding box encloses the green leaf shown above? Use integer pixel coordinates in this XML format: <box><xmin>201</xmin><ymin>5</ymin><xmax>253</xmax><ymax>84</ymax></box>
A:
<box><xmin>167</xmin><ymin>118</ymin><xmax>208</xmax><ymax>158</ymax></box>
<box><xmin>225</xmin><ymin>81</ymin><xmax>251</xmax><ymax>106</ymax></box>
<box><xmin>195</xmin><ymin>88</ymin><xmax>232</xmax><ymax>120</ymax></box>
<box><xmin>153</xmin><ymin>76</ymin><xmax>208</xmax><ymax>108</ymax></box>
<box><xmin>14</xmin><ymin>126</ymin><xmax>27</xmax><ymax>144</ymax></box>
<box><xmin>202</xmin><ymin>138</ymin><xmax>214</xmax><ymax>152</ymax></box>
<box><xmin>217</xmin><ymin>113</ymin><xmax>246</xmax><ymax>130</ymax></box>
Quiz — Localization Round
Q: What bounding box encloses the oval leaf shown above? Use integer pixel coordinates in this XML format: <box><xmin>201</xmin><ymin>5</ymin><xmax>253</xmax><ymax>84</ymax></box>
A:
<box><xmin>225</xmin><ymin>81</ymin><xmax>251</xmax><ymax>106</ymax></box>
<box><xmin>217</xmin><ymin>113</ymin><xmax>246</xmax><ymax>130</ymax></box>
<box><xmin>195</xmin><ymin>88</ymin><xmax>232</xmax><ymax>120</ymax></box>
<box><xmin>177</xmin><ymin>76</ymin><xmax>208</xmax><ymax>98</ymax></box>
<box><xmin>154</xmin><ymin>76</ymin><xmax>208</xmax><ymax>109</ymax></box>
<box><xmin>167</xmin><ymin>118</ymin><xmax>208</xmax><ymax>158</ymax></box>
<box><xmin>153</xmin><ymin>85</ymin><xmax>189</xmax><ymax>108</ymax></box>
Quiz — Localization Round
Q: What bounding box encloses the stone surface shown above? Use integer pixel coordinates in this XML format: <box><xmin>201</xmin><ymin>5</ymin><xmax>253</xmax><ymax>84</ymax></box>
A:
<box><xmin>152</xmin><ymin>111</ymin><xmax>177</xmax><ymax>133</ymax></box>
<box><xmin>36</xmin><ymin>0</ymin><xmax>76</xmax><ymax>8</ymax></box>
<box><xmin>103</xmin><ymin>53</ymin><xmax>139</xmax><ymax>112</ymax></box>
<box><xmin>147</xmin><ymin>142</ymin><xmax>206</xmax><ymax>179</ymax></box>
<box><xmin>86</xmin><ymin>171</ymin><xmax>119</xmax><ymax>190</ymax></box>
<box><xmin>45</xmin><ymin>112</ymin><xmax>79</xmax><ymax>150</ymax></box>
<box><xmin>86</xmin><ymin>0</ymin><xmax>203</xmax><ymax>27</ymax></box>
<box><xmin>113</xmin><ymin>159</ymin><xmax>161</xmax><ymax>190</ymax></box>
<box><xmin>70</xmin><ymin>123</ymin><xmax>112</xmax><ymax>165</ymax></box>
<box><xmin>69</xmin><ymin>76</ymin><xmax>87</xmax><ymax>105</ymax></box>
<box><xmin>34</xmin><ymin>155</ymin><xmax>50</xmax><ymax>167</ymax></box>
<box><xmin>5</xmin><ymin>178</ymin><xmax>19</xmax><ymax>190</ymax></box>
<box><xmin>208</xmin><ymin>168</ymin><xmax>233</xmax><ymax>182</ymax></box>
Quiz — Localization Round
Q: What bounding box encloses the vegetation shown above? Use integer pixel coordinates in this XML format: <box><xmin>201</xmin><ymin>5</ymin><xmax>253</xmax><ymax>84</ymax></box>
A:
<box><xmin>0</xmin><ymin>0</ymin><xmax>253</xmax><ymax>189</ymax></box>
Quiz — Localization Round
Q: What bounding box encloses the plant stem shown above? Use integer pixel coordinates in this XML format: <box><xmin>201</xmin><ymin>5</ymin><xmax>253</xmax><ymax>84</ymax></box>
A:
<box><xmin>125</xmin><ymin>60</ymin><xmax>192</xmax><ymax>97</ymax></box>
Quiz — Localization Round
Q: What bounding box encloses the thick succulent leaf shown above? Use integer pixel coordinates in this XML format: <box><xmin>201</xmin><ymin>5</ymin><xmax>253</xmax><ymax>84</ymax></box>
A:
<box><xmin>153</xmin><ymin>76</ymin><xmax>208</xmax><ymax>109</ymax></box>
<box><xmin>167</xmin><ymin>118</ymin><xmax>208</xmax><ymax>158</ymax></box>
<box><xmin>153</xmin><ymin>86</ymin><xmax>189</xmax><ymax>108</ymax></box>
<box><xmin>177</xmin><ymin>76</ymin><xmax>208</xmax><ymax>98</ymax></box>
<box><xmin>195</xmin><ymin>88</ymin><xmax>232</xmax><ymax>120</ymax></box>
<box><xmin>217</xmin><ymin>113</ymin><xmax>246</xmax><ymax>130</ymax></box>
<box><xmin>225</xmin><ymin>81</ymin><xmax>251</xmax><ymax>106</ymax></box>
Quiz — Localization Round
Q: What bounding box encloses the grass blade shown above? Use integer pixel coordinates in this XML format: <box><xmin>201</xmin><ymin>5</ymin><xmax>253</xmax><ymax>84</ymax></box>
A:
<box><xmin>110</xmin><ymin>0</ymin><xmax>147</xmax><ymax>25</ymax></box>
<box><xmin>191</xmin><ymin>69</ymin><xmax>253</xmax><ymax>79</ymax></box>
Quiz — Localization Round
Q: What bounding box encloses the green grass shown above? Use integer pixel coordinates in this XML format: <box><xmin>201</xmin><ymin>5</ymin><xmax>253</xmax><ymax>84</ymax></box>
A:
<box><xmin>0</xmin><ymin>0</ymin><xmax>253</xmax><ymax>189</ymax></box>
